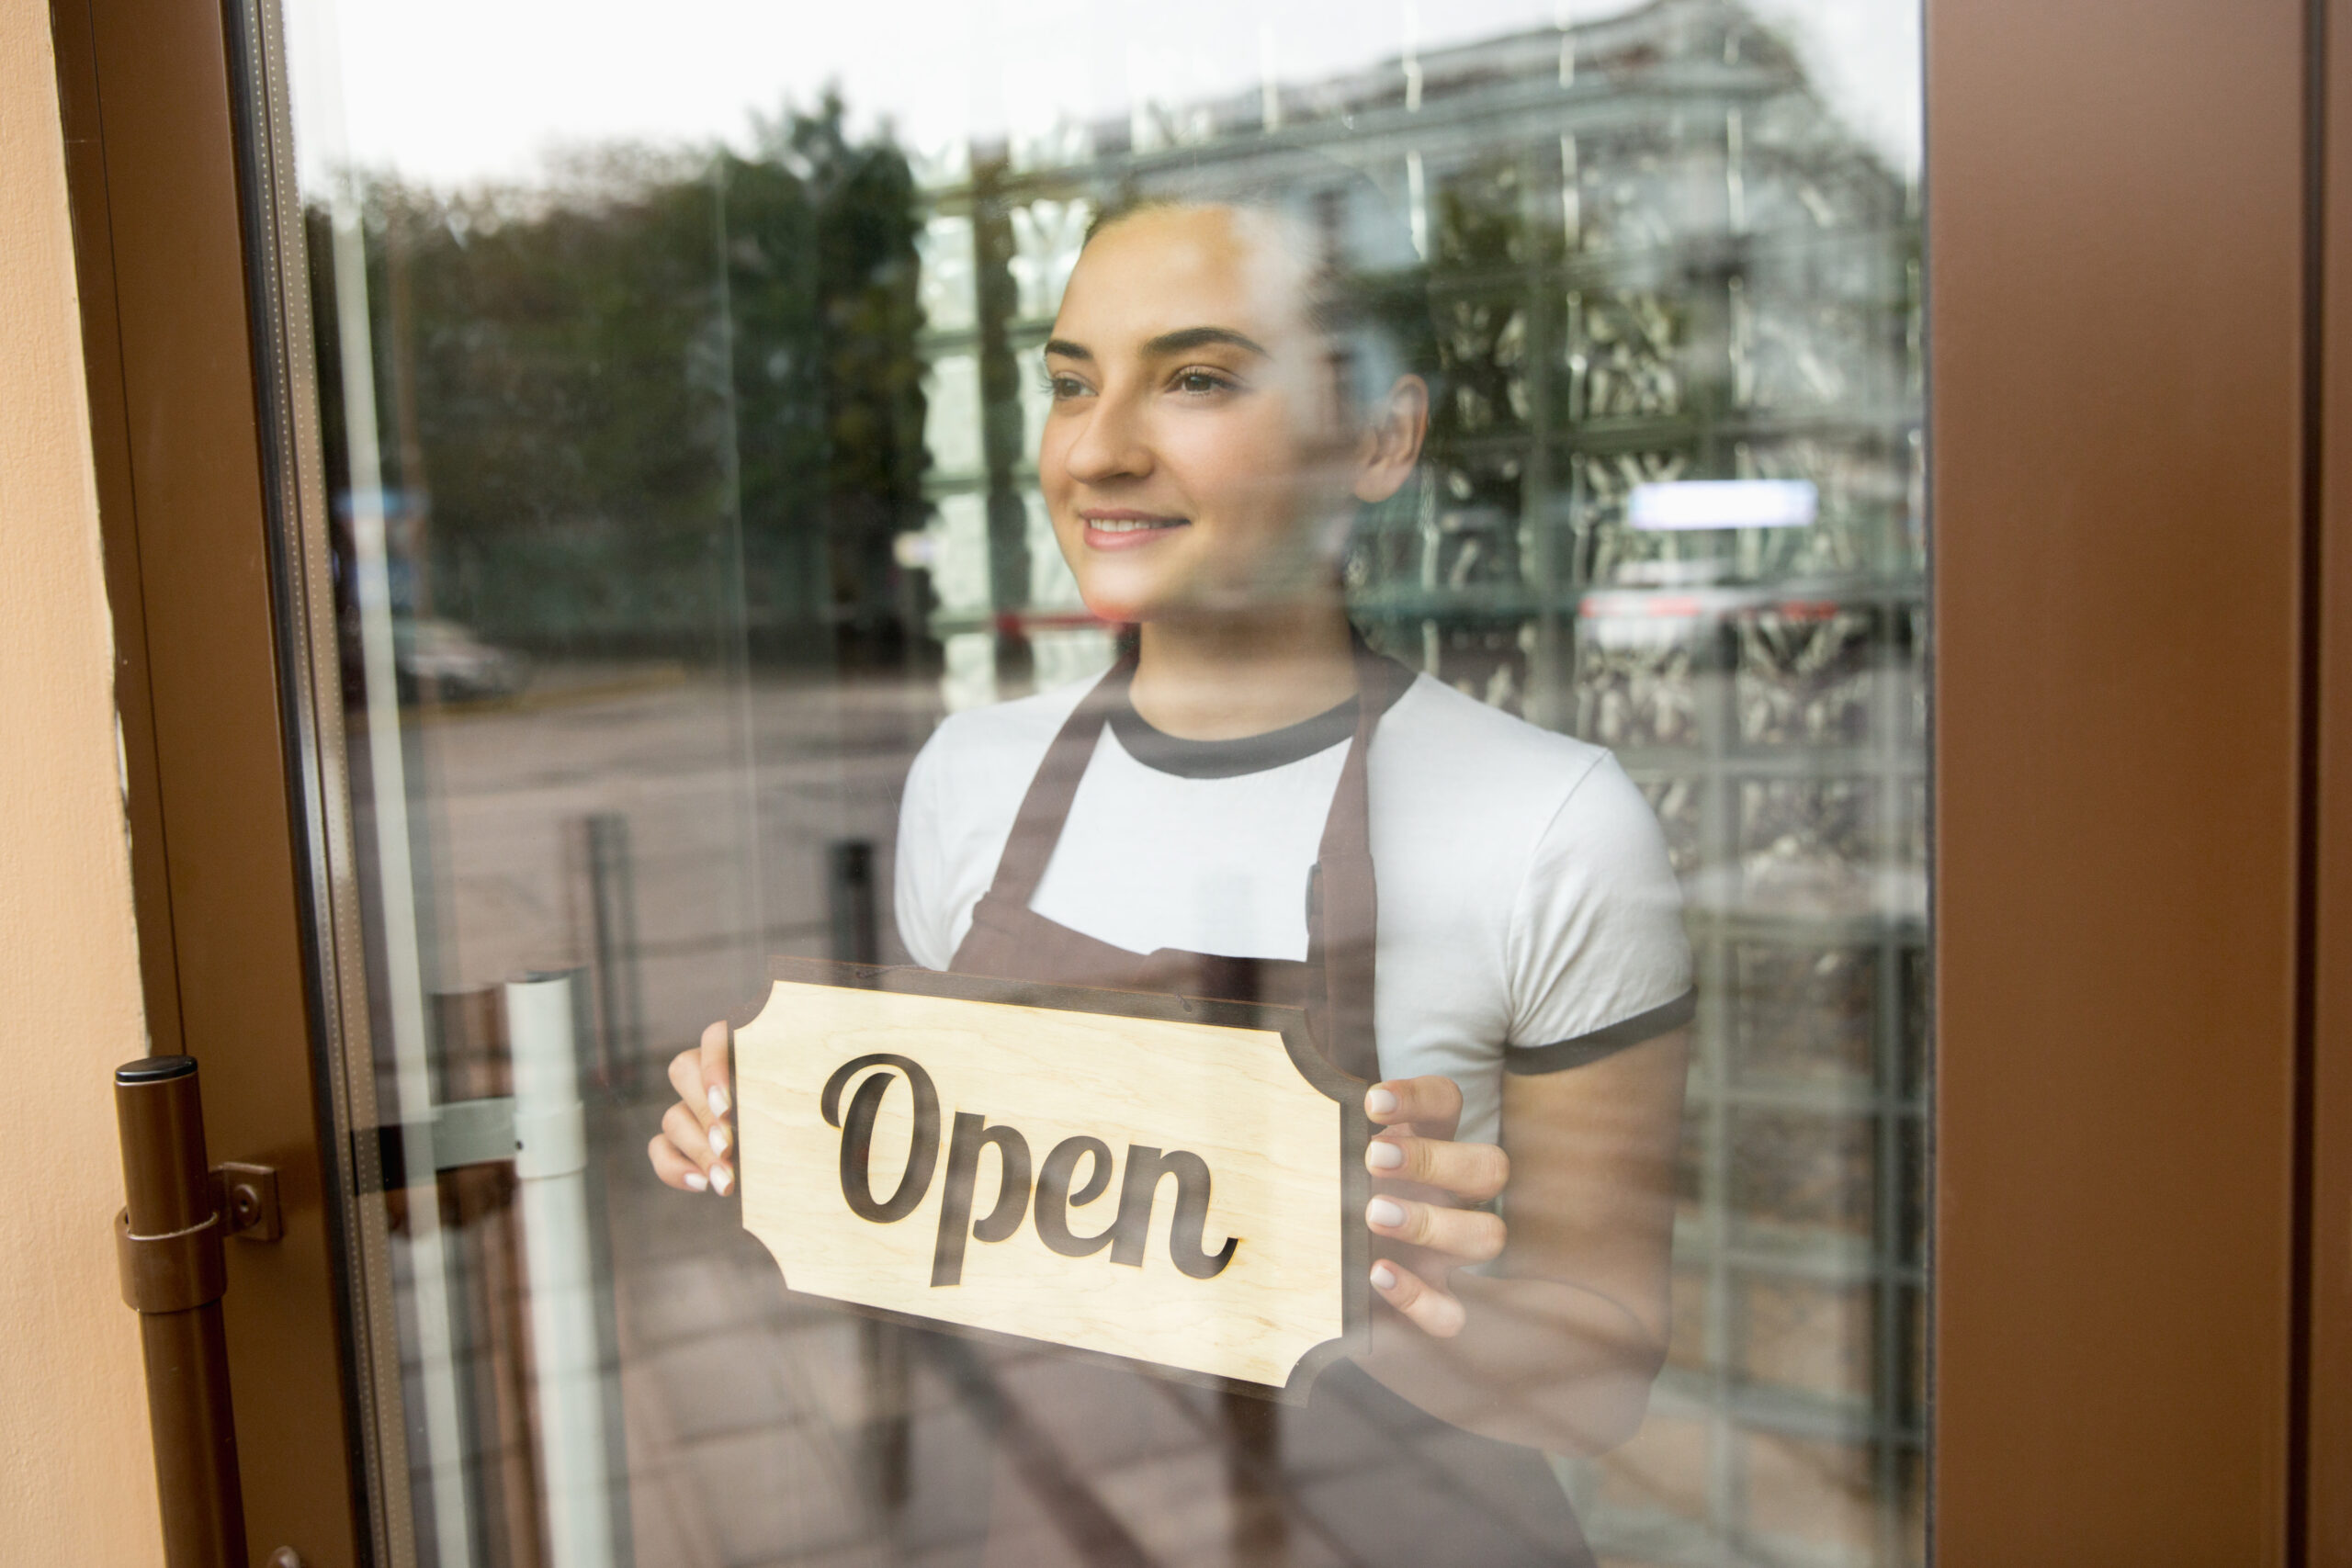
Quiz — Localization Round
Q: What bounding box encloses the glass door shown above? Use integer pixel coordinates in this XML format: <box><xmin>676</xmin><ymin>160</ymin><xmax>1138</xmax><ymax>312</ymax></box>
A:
<box><xmin>247</xmin><ymin>0</ymin><xmax>1928</xmax><ymax>1561</ymax></box>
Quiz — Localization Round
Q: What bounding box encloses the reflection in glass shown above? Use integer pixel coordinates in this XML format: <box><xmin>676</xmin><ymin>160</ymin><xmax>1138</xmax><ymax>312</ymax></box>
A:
<box><xmin>280</xmin><ymin>0</ymin><xmax>1926</xmax><ymax>1562</ymax></box>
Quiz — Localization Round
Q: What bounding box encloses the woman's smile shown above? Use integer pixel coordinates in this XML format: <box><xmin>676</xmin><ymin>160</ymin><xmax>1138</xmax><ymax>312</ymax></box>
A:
<box><xmin>1080</xmin><ymin>509</ymin><xmax>1192</xmax><ymax>550</ymax></box>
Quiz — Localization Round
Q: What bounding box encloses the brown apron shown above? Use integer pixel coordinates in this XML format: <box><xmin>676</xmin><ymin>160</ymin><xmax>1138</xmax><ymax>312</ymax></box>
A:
<box><xmin>944</xmin><ymin>638</ymin><xmax>1598</xmax><ymax>1568</ymax></box>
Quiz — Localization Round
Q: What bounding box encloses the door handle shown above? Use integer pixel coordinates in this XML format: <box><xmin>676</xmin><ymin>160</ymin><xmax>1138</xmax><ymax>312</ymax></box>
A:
<box><xmin>113</xmin><ymin>1055</ymin><xmax>266</xmax><ymax>1568</ymax></box>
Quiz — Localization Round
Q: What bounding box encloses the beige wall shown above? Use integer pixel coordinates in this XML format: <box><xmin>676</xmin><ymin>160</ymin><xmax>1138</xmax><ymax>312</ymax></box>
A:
<box><xmin>0</xmin><ymin>1</ymin><xmax>164</xmax><ymax>1562</ymax></box>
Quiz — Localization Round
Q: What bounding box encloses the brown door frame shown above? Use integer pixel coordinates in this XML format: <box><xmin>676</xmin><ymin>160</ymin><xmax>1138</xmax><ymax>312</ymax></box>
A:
<box><xmin>1929</xmin><ymin>0</ymin><xmax>2325</xmax><ymax>1561</ymax></box>
<box><xmin>2309</xmin><ymin>1</ymin><xmax>2352</xmax><ymax>1557</ymax></box>
<box><xmin>51</xmin><ymin>0</ymin><xmax>2346</xmax><ymax>1561</ymax></box>
<box><xmin>49</xmin><ymin>0</ymin><xmax>368</xmax><ymax>1562</ymax></box>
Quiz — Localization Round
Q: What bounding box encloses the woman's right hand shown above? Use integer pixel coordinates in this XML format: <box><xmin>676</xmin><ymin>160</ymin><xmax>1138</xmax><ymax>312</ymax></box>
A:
<box><xmin>647</xmin><ymin>1021</ymin><xmax>734</xmax><ymax>1195</ymax></box>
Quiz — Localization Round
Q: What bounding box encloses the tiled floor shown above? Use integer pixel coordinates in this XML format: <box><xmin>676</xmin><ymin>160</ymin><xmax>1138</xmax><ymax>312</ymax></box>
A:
<box><xmin>600</xmin><ymin>1140</ymin><xmax>1595</xmax><ymax>1567</ymax></box>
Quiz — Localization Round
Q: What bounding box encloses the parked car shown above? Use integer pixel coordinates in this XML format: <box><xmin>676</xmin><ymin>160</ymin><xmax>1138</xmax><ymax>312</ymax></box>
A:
<box><xmin>391</xmin><ymin>617</ymin><xmax>529</xmax><ymax>702</ymax></box>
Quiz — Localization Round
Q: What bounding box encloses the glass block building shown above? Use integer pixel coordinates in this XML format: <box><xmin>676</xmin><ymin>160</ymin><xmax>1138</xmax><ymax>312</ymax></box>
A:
<box><xmin>910</xmin><ymin>0</ymin><xmax>1927</xmax><ymax>1561</ymax></box>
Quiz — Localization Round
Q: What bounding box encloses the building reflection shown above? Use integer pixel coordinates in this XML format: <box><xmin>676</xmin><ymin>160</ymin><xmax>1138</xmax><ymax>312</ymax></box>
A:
<box><xmin>910</xmin><ymin>6</ymin><xmax>1925</xmax><ymax>1552</ymax></box>
<box><xmin>339</xmin><ymin>0</ymin><xmax>1925</xmax><ymax>1562</ymax></box>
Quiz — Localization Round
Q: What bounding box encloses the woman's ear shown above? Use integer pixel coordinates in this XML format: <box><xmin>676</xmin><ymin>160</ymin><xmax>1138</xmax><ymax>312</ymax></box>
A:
<box><xmin>1352</xmin><ymin>374</ymin><xmax>1430</xmax><ymax>504</ymax></box>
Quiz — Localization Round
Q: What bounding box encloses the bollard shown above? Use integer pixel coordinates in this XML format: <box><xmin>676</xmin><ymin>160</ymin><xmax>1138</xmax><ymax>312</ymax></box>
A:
<box><xmin>570</xmin><ymin>811</ymin><xmax>645</xmax><ymax>1093</ymax></box>
<box><xmin>506</xmin><ymin>971</ymin><xmax>617</xmax><ymax>1568</ymax></box>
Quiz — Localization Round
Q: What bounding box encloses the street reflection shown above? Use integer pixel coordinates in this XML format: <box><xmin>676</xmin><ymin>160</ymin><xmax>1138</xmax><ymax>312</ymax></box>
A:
<box><xmin>315</xmin><ymin>0</ymin><xmax>1926</xmax><ymax>1562</ymax></box>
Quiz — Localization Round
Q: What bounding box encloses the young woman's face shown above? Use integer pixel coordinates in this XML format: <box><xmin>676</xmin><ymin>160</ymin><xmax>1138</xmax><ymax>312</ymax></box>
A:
<box><xmin>1039</xmin><ymin>204</ymin><xmax>1415</xmax><ymax>626</ymax></box>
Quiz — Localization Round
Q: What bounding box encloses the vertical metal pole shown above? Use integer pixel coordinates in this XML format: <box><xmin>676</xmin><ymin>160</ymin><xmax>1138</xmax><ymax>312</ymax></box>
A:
<box><xmin>504</xmin><ymin>972</ymin><xmax>616</xmax><ymax>1568</ymax></box>
<box><xmin>435</xmin><ymin>987</ymin><xmax>545</xmax><ymax>1568</ymax></box>
<box><xmin>971</xmin><ymin>154</ymin><xmax>1033</xmax><ymax>702</ymax></box>
<box><xmin>571</xmin><ymin>812</ymin><xmax>646</xmax><ymax>1093</ymax></box>
<box><xmin>827</xmin><ymin>839</ymin><xmax>881</xmax><ymax>967</ymax></box>
<box><xmin>114</xmin><ymin>1055</ymin><xmax>248</xmax><ymax>1568</ymax></box>
<box><xmin>828</xmin><ymin>838</ymin><xmax>911</xmax><ymax>1508</ymax></box>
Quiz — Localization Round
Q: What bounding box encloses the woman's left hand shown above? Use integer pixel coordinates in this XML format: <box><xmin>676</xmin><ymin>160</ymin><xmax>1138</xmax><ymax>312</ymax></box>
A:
<box><xmin>1363</xmin><ymin>1075</ymin><xmax>1510</xmax><ymax>1338</ymax></box>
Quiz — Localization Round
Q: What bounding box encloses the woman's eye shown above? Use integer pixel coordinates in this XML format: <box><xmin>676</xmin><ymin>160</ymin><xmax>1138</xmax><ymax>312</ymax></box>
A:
<box><xmin>1175</xmin><ymin>369</ymin><xmax>1234</xmax><ymax>396</ymax></box>
<box><xmin>1044</xmin><ymin>374</ymin><xmax>1089</xmax><ymax>400</ymax></box>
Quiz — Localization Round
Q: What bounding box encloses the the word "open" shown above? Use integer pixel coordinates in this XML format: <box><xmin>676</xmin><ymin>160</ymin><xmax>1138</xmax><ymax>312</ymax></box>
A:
<box><xmin>820</xmin><ymin>1054</ymin><xmax>1240</xmax><ymax>1288</ymax></box>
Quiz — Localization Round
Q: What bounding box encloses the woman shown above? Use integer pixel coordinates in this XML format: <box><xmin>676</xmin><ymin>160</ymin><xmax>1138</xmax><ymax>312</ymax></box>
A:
<box><xmin>650</xmin><ymin>182</ymin><xmax>1692</xmax><ymax>1564</ymax></box>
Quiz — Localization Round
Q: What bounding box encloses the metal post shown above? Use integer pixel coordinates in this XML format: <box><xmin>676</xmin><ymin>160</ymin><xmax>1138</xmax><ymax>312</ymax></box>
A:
<box><xmin>504</xmin><ymin>972</ymin><xmax>616</xmax><ymax>1568</ymax></box>
<box><xmin>830</xmin><ymin>838</ymin><xmax>911</xmax><ymax>1507</ymax></box>
<box><xmin>570</xmin><ymin>812</ymin><xmax>645</xmax><ymax>1093</ymax></box>
<box><xmin>114</xmin><ymin>1055</ymin><xmax>248</xmax><ymax>1568</ymax></box>
<box><xmin>828</xmin><ymin>839</ymin><xmax>881</xmax><ymax>968</ymax></box>
<box><xmin>434</xmin><ymin>987</ymin><xmax>545</xmax><ymax>1568</ymax></box>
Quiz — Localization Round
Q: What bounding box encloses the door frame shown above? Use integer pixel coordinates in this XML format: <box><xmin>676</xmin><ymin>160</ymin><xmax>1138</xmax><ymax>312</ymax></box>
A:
<box><xmin>49</xmin><ymin>0</ymin><xmax>373</xmax><ymax>1562</ymax></box>
<box><xmin>2306</xmin><ymin>0</ymin><xmax>2352</xmax><ymax>1557</ymax></box>
<box><xmin>51</xmin><ymin>0</ymin><xmax>2342</xmax><ymax>1561</ymax></box>
<box><xmin>1927</xmin><ymin>0</ymin><xmax>2319</xmax><ymax>1561</ymax></box>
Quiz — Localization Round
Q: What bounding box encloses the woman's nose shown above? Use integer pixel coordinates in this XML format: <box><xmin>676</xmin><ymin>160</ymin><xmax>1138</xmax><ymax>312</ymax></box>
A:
<box><xmin>1058</xmin><ymin>393</ymin><xmax>1151</xmax><ymax>484</ymax></box>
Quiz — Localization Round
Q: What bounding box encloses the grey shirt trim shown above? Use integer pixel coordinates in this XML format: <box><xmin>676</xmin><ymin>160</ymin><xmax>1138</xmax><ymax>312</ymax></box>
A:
<box><xmin>1503</xmin><ymin>987</ymin><xmax>1697</xmax><ymax>1075</ymax></box>
<box><xmin>1107</xmin><ymin>694</ymin><xmax>1359</xmax><ymax>779</ymax></box>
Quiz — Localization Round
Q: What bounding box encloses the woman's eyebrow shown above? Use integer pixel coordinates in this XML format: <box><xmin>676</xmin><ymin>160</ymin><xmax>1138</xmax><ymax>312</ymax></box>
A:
<box><xmin>1043</xmin><ymin>327</ymin><xmax>1269</xmax><ymax>363</ymax></box>
<box><xmin>1143</xmin><ymin>326</ymin><xmax>1268</xmax><ymax>358</ymax></box>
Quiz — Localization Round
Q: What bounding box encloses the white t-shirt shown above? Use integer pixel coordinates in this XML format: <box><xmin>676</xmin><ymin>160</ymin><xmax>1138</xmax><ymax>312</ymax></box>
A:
<box><xmin>895</xmin><ymin>671</ymin><xmax>1693</xmax><ymax>1147</ymax></box>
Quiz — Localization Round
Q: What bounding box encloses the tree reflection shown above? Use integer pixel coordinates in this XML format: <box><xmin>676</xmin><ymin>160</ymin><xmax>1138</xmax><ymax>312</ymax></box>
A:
<box><xmin>324</xmin><ymin>96</ymin><xmax>929</xmax><ymax>672</ymax></box>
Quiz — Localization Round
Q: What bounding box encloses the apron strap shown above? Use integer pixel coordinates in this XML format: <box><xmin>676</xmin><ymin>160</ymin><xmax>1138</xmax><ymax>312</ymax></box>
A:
<box><xmin>977</xmin><ymin>649</ymin><xmax>1136</xmax><ymax>910</ymax></box>
<box><xmin>1306</xmin><ymin>640</ymin><xmax>1418</xmax><ymax>1082</ymax></box>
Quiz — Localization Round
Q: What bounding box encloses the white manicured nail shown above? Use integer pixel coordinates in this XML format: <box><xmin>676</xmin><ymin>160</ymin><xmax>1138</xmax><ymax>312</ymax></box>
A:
<box><xmin>684</xmin><ymin>1171</ymin><xmax>708</xmax><ymax>1192</ymax></box>
<box><xmin>1370</xmin><ymin>1262</ymin><xmax>1397</xmax><ymax>1290</ymax></box>
<box><xmin>1367</xmin><ymin>1197</ymin><xmax>1406</xmax><ymax>1229</ymax></box>
<box><xmin>1365</xmin><ymin>1087</ymin><xmax>1398</xmax><ymax>1116</ymax></box>
<box><xmin>707</xmin><ymin>1085</ymin><xmax>730</xmax><ymax>1121</ymax></box>
<box><xmin>711</xmin><ymin>1164</ymin><xmax>734</xmax><ymax>1196</ymax></box>
<box><xmin>708</xmin><ymin>1122</ymin><xmax>730</xmax><ymax>1157</ymax></box>
<box><xmin>1366</xmin><ymin>1141</ymin><xmax>1404</xmax><ymax>1170</ymax></box>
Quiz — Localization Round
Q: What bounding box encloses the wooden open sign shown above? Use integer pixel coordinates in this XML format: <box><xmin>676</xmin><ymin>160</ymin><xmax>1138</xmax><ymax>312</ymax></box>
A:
<box><xmin>735</xmin><ymin>958</ymin><xmax>1371</xmax><ymax>1401</ymax></box>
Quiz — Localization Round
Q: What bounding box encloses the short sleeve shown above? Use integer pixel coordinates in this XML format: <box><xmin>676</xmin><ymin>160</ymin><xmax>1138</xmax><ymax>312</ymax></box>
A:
<box><xmin>893</xmin><ymin>735</ymin><xmax>956</xmax><ymax>971</ymax></box>
<box><xmin>1502</xmin><ymin>753</ymin><xmax>1694</xmax><ymax>1072</ymax></box>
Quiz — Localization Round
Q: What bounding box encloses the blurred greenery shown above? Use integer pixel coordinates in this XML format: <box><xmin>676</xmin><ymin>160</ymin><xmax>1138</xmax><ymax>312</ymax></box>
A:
<box><xmin>328</xmin><ymin>96</ymin><xmax>928</xmax><ymax>667</ymax></box>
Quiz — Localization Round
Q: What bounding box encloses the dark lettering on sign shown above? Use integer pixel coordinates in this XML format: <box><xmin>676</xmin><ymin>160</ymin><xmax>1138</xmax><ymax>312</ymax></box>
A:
<box><xmin>1113</xmin><ymin>1147</ymin><xmax>1240</xmax><ymax>1280</ymax></box>
<box><xmin>821</xmin><ymin>1055</ymin><xmax>1238</xmax><ymax>1285</ymax></box>
<box><xmin>820</xmin><ymin>1054</ymin><xmax>940</xmax><ymax>1223</ymax></box>
<box><xmin>1034</xmin><ymin>1135</ymin><xmax>1116</xmax><ymax>1258</ymax></box>
<box><xmin>932</xmin><ymin>1114</ymin><xmax>1033</xmax><ymax>1286</ymax></box>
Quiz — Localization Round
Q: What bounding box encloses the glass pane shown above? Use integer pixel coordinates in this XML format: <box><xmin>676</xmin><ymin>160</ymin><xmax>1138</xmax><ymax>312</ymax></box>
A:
<box><xmin>265</xmin><ymin>0</ymin><xmax>1927</xmax><ymax>1562</ymax></box>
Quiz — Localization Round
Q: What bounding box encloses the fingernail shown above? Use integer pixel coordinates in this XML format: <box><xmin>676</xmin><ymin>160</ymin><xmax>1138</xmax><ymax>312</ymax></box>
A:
<box><xmin>708</xmin><ymin>1122</ymin><xmax>730</xmax><ymax>1157</ymax></box>
<box><xmin>1365</xmin><ymin>1087</ymin><xmax>1398</xmax><ymax>1116</ymax></box>
<box><xmin>707</xmin><ymin>1085</ymin><xmax>730</xmax><ymax>1121</ymax></box>
<box><xmin>711</xmin><ymin>1164</ymin><xmax>734</xmax><ymax>1196</ymax></box>
<box><xmin>684</xmin><ymin>1170</ymin><xmax>708</xmax><ymax>1192</ymax></box>
<box><xmin>1370</xmin><ymin>1261</ymin><xmax>1397</xmax><ymax>1290</ymax></box>
<box><xmin>1367</xmin><ymin>1197</ymin><xmax>1406</xmax><ymax>1228</ymax></box>
<box><xmin>1366</xmin><ymin>1141</ymin><xmax>1404</xmax><ymax>1170</ymax></box>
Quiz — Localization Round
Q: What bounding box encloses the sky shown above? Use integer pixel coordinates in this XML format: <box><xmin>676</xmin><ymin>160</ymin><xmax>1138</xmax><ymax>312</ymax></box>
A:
<box><xmin>286</xmin><ymin>0</ymin><xmax>1920</xmax><ymax>193</ymax></box>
